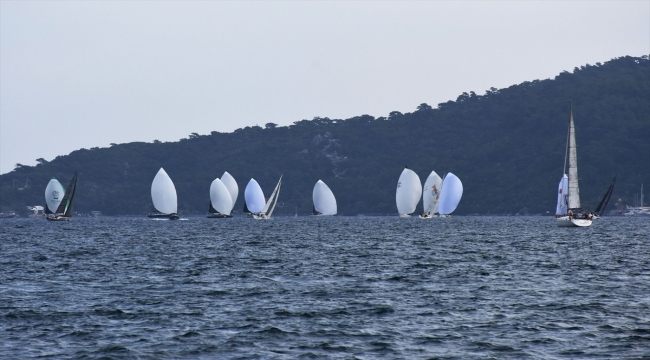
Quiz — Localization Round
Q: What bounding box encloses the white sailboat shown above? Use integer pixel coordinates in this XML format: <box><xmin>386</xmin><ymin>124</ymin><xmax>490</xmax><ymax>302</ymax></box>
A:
<box><xmin>396</xmin><ymin>166</ymin><xmax>422</xmax><ymax>217</ymax></box>
<box><xmin>437</xmin><ymin>172</ymin><xmax>463</xmax><ymax>217</ymax></box>
<box><xmin>312</xmin><ymin>180</ymin><xmax>337</xmax><ymax>216</ymax></box>
<box><xmin>556</xmin><ymin>105</ymin><xmax>592</xmax><ymax>227</ymax></box>
<box><xmin>419</xmin><ymin>170</ymin><xmax>443</xmax><ymax>218</ymax></box>
<box><xmin>149</xmin><ymin>167</ymin><xmax>179</xmax><ymax>220</ymax></box>
<box><xmin>44</xmin><ymin>178</ymin><xmax>65</xmax><ymax>214</ymax></box>
<box><xmin>221</xmin><ymin>171</ymin><xmax>239</xmax><ymax>214</ymax></box>
<box><xmin>207</xmin><ymin>178</ymin><xmax>233</xmax><ymax>218</ymax></box>
<box><xmin>253</xmin><ymin>175</ymin><xmax>283</xmax><ymax>220</ymax></box>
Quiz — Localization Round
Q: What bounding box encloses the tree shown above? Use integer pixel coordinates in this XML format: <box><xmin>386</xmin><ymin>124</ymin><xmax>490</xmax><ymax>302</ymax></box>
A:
<box><xmin>265</xmin><ymin>123</ymin><xmax>278</xmax><ymax>129</ymax></box>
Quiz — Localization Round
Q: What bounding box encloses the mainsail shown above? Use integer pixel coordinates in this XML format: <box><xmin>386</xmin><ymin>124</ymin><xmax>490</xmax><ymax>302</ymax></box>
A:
<box><xmin>313</xmin><ymin>180</ymin><xmax>337</xmax><ymax>216</ymax></box>
<box><xmin>594</xmin><ymin>176</ymin><xmax>616</xmax><ymax>216</ymax></box>
<box><xmin>54</xmin><ymin>172</ymin><xmax>78</xmax><ymax>217</ymax></box>
<box><xmin>566</xmin><ymin>105</ymin><xmax>581</xmax><ymax>209</ymax></box>
<box><xmin>396</xmin><ymin>167</ymin><xmax>422</xmax><ymax>215</ymax></box>
<box><xmin>262</xmin><ymin>175</ymin><xmax>282</xmax><ymax>217</ymax></box>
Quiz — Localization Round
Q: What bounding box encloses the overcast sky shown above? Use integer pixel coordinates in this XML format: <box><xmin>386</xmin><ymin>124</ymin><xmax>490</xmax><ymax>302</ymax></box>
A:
<box><xmin>1</xmin><ymin>1</ymin><xmax>648</xmax><ymax>174</ymax></box>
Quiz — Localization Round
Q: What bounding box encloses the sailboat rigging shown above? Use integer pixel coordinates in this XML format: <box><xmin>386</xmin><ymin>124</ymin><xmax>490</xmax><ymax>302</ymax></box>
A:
<box><xmin>253</xmin><ymin>175</ymin><xmax>283</xmax><ymax>220</ymax></box>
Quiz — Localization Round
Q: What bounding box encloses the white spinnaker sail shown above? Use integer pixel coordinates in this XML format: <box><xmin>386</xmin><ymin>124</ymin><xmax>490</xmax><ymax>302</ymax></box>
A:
<box><xmin>221</xmin><ymin>171</ymin><xmax>238</xmax><ymax>212</ymax></box>
<box><xmin>151</xmin><ymin>168</ymin><xmax>178</xmax><ymax>214</ymax></box>
<box><xmin>313</xmin><ymin>180</ymin><xmax>337</xmax><ymax>215</ymax></box>
<box><xmin>438</xmin><ymin>172</ymin><xmax>463</xmax><ymax>215</ymax></box>
<box><xmin>555</xmin><ymin>174</ymin><xmax>569</xmax><ymax>216</ymax></box>
<box><xmin>567</xmin><ymin>108</ymin><xmax>581</xmax><ymax>209</ymax></box>
<box><xmin>210</xmin><ymin>178</ymin><xmax>233</xmax><ymax>215</ymax></box>
<box><xmin>244</xmin><ymin>178</ymin><xmax>265</xmax><ymax>213</ymax></box>
<box><xmin>396</xmin><ymin>168</ymin><xmax>422</xmax><ymax>215</ymax></box>
<box><xmin>44</xmin><ymin>178</ymin><xmax>65</xmax><ymax>213</ymax></box>
<box><xmin>422</xmin><ymin>171</ymin><xmax>443</xmax><ymax>215</ymax></box>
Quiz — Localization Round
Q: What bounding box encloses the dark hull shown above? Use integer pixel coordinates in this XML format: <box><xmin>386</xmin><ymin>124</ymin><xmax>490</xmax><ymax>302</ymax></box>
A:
<box><xmin>148</xmin><ymin>212</ymin><xmax>180</xmax><ymax>220</ymax></box>
<box><xmin>46</xmin><ymin>215</ymin><xmax>70</xmax><ymax>221</ymax></box>
<box><xmin>207</xmin><ymin>213</ymin><xmax>233</xmax><ymax>218</ymax></box>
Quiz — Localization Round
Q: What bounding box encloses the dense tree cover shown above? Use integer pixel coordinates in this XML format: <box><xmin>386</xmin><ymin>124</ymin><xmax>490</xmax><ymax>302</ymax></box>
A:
<box><xmin>2</xmin><ymin>55</ymin><xmax>648</xmax><ymax>216</ymax></box>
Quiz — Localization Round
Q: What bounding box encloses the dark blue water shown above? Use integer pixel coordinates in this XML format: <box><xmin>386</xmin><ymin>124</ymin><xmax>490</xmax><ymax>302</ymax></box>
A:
<box><xmin>1</xmin><ymin>216</ymin><xmax>649</xmax><ymax>359</ymax></box>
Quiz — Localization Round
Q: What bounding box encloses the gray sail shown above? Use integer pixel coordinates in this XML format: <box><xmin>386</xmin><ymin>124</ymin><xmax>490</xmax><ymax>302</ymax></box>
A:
<box><xmin>55</xmin><ymin>172</ymin><xmax>77</xmax><ymax>217</ymax></box>
<box><xmin>567</xmin><ymin>105</ymin><xmax>581</xmax><ymax>209</ymax></box>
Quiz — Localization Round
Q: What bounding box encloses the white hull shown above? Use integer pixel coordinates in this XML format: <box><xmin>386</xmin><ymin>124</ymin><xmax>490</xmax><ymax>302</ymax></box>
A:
<box><xmin>418</xmin><ymin>213</ymin><xmax>436</xmax><ymax>219</ymax></box>
<box><xmin>399</xmin><ymin>214</ymin><xmax>412</xmax><ymax>218</ymax></box>
<box><xmin>252</xmin><ymin>213</ymin><xmax>271</xmax><ymax>220</ymax></box>
<box><xmin>557</xmin><ymin>216</ymin><xmax>592</xmax><ymax>227</ymax></box>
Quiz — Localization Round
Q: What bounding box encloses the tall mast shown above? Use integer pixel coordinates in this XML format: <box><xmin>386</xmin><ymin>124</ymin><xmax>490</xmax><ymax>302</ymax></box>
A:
<box><xmin>563</xmin><ymin>103</ymin><xmax>571</xmax><ymax>176</ymax></box>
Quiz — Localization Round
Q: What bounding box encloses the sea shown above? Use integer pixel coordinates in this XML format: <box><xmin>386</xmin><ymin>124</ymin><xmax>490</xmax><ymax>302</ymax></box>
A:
<box><xmin>1</xmin><ymin>216</ymin><xmax>649</xmax><ymax>359</ymax></box>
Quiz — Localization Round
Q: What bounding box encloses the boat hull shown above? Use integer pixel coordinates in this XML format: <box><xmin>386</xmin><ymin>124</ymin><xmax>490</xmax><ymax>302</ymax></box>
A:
<box><xmin>399</xmin><ymin>214</ymin><xmax>412</xmax><ymax>218</ymax></box>
<box><xmin>148</xmin><ymin>212</ymin><xmax>180</xmax><ymax>220</ymax></box>
<box><xmin>252</xmin><ymin>213</ymin><xmax>270</xmax><ymax>220</ymax></box>
<box><xmin>207</xmin><ymin>213</ymin><xmax>233</xmax><ymax>218</ymax></box>
<box><xmin>557</xmin><ymin>216</ymin><xmax>592</xmax><ymax>227</ymax></box>
<box><xmin>418</xmin><ymin>213</ymin><xmax>436</xmax><ymax>219</ymax></box>
<box><xmin>46</xmin><ymin>215</ymin><xmax>70</xmax><ymax>221</ymax></box>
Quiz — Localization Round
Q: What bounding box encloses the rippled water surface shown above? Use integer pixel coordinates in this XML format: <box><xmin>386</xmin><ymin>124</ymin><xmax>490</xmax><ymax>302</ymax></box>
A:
<box><xmin>1</xmin><ymin>216</ymin><xmax>649</xmax><ymax>359</ymax></box>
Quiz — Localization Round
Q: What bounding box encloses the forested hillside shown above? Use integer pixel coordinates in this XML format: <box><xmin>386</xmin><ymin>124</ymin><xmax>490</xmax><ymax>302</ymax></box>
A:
<box><xmin>2</xmin><ymin>55</ymin><xmax>649</xmax><ymax>216</ymax></box>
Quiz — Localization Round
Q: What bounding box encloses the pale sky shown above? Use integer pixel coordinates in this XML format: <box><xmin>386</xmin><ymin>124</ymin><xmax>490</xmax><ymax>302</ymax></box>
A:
<box><xmin>1</xmin><ymin>1</ymin><xmax>648</xmax><ymax>174</ymax></box>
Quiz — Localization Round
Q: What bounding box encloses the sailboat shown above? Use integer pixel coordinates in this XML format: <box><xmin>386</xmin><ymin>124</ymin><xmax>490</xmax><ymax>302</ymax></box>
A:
<box><xmin>148</xmin><ymin>168</ymin><xmax>180</xmax><ymax>220</ymax></box>
<box><xmin>312</xmin><ymin>180</ymin><xmax>337</xmax><ymax>216</ymax></box>
<box><xmin>556</xmin><ymin>105</ymin><xmax>592</xmax><ymax>227</ymax></box>
<box><xmin>253</xmin><ymin>175</ymin><xmax>282</xmax><ymax>220</ymax></box>
<box><xmin>437</xmin><ymin>172</ymin><xmax>463</xmax><ymax>217</ymax></box>
<box><xmin>221</xmin><ymin>171</ymin><xmax>239</xmax><ymax>214</ymax></box>
<box><xmin>592</xmin><ymin>176</ymin><xmax>616</xmax><ymax>218</ymax></box>
<box><xmin>396</xmin><ymin>166</ymin><xmax>422</xmax><ymax>217</ymax></box>
<box><xmin>419</xmin><ymin>170</ymin><xmax>443</xmax><ymax>218</ymax></box>
<box><xmin>46</xmin><ymin>172</ymin><xmax>78</xmax><ymax>221</ymax></box>
<box><xmin>44</xmin><ymin>178</ymin><xmax>65</xmax><ymax>215</ymax></box>
<box><xmin>207</xmin><ymin>178</ymin><xmax>233</xmax><ymax>218</ymax></box>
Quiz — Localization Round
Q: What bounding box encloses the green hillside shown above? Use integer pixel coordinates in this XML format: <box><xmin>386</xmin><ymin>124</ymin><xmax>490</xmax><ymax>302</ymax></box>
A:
<box><xmin>2</xmin><ymin>55</ymin><xmax>649</xmax><ymax>216</ymax></box>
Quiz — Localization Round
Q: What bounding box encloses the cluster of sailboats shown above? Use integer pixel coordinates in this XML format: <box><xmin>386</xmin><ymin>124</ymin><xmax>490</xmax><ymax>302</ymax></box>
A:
<box><xmin>39</xmin><ymin>105</ymin><xmax>624</xmax><ymax>225</ymax></box>
<box><xmin>147</xmin><ymin>168</ymin><xmax>336</xmax><ymax>220</ymax></box>
<box><xmin>396</xmin><ymin>167</ymin><xmax>463</xmax><ymax>218</ymax></box>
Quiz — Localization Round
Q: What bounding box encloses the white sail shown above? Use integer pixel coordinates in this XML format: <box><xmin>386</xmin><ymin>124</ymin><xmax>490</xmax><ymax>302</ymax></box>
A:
<box><xmin>44</xmin><ymin>178</ymin><xmax>65</xmax><ymax>213</ymax></box>
<box><xmin>438</xmin><ymin>172</ymin><xmax>463</xmax><ymax>215</ymax></box>
<box><xmin>313</xmin><ymin>180</ymin><xmax>337</xmax><ymax>216</ymax></box>
<box><xmin>262</xmin><ymin>175</ymin><xmax>283</xmax><ymax>216</ymax></box>
<box><xmin>151</xmin><ymin>168</ymin><xmax>178</xmax><ymax>214</ymax></box>
<box><xmin>210</xmin><ymin>178</ymin><xmax>233</xmax><ymax>215</ymax></box>
<box><xmin>422</xmin><ymin>170</ymin><xmax>443</xmax><ymax>215</ymax></box>
<box><xmin>567</xmin><ymin>108</ymin><xmax>581</xmax><ymax>209</ymax></box>
<box><xmin>555</xmin><ymin>174</ymin><xmax>569</xmax><ymax>216</ymax></box>
<box><xmin>396</xmin><ymin>168</ymin><xmax>422</xmax><ymax>215</ymax></box>
<box><xmin>244</xmin><ymin>178</ymin><xmax>265</xmax><ymax>214</ymax></box>
<box><xmin>221</xmin><ymin>171</ymin><xmax>238</xmax><ymax>212</ymax></box>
